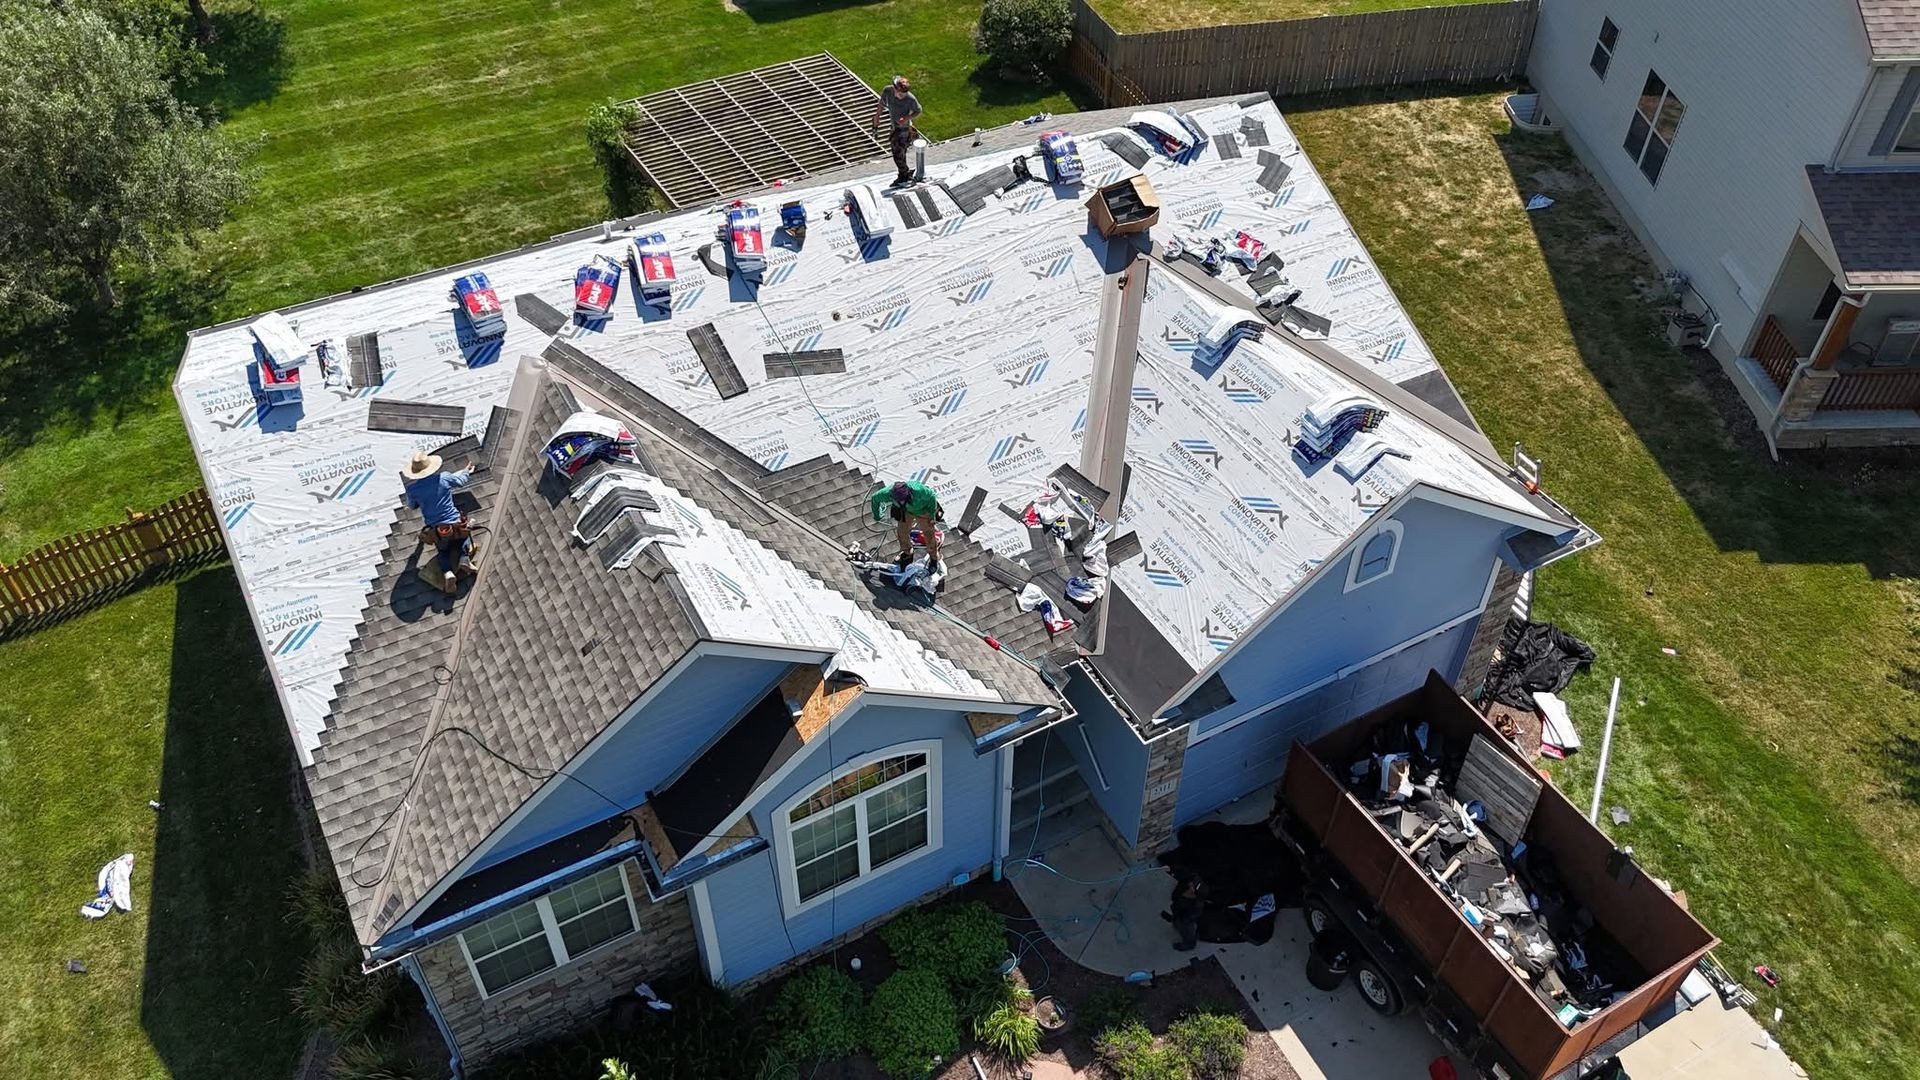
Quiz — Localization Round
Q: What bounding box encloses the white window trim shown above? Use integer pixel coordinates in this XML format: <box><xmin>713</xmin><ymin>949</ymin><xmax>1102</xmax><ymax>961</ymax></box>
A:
<box><xmin>1625</xmin><ymin>72</ymin><xmax>1683</xmax><ymax>185</ymax></box>
<box><xmin>455</xmin><ymin>861</ymin><xmax>642</xmax><ymax>1000</ymax></box>
<box><xmin>773</xmin><ymin>740</ymin><xmax>944</xmax><ymax>917</ymax></box>
<box><xmin>1896</xmin><ymin>102</ymin><xmax>1920</xmax><ymax>155</ymax></box>
<box><xmin>1589</xmin><ymin>18</ymin><xmax>1616</xmax><ymax>80</ymax></box>
<box><xmin>1343</xmin><ymin>520</ymin><xmax>1404</xmax><ymax>592</ymax></box>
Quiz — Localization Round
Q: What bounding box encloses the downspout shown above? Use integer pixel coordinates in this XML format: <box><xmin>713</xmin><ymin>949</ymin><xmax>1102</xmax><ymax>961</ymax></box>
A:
<box><xmin>992</xmin><ymin>743</ymin><xmax>1015</xmax><ymax>880</ymax></box>
<box><xmin>402</xmin><ymin>954</ymin><xmax>464</xmax><ymax>1080</ymax></box>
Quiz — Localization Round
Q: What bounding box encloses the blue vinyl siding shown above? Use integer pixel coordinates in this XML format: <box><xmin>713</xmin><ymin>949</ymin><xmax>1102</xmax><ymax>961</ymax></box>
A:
<box><xmin>1058</xmin><ymin>671</ymin><xmax>1149</xmax><ymax>845</ymax></box>
<box><xmin>699</xmin><ymin>704</ymin><xmax>998</xmax><ymax>986</ymax></box>
<box><xmin>471</xmin><ymin>654</ymin><xmax>792</xmax><ymax>871</ymax></box>
<box><xmin>1188</xmin><ymin>498</ymin><xmax>1497</xmax><ymax>736</ymax></box>
<box><xmin>1172</xmin><ymin>618</ymin><xmax>1473</xmax><ymax>827</ymax></box>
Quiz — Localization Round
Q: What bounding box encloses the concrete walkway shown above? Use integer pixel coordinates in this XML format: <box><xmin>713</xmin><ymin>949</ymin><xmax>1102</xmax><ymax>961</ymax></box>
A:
<box><xmin>1008</xmin><ymin>791</ymin><xmax>1450</xmax><ymax>1078</ymax></box>
<box><xmin>1007</xmin><ymin>788</ymin><xmax>1806</xmax><ymax>1080</ymax></box>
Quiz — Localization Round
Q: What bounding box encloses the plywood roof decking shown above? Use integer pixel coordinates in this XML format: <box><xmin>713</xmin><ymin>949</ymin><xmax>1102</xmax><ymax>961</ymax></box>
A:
<box><xmin>622</xmin><ymin>53</ymin><xmax>889</xmax><ymax>208</ymax></box>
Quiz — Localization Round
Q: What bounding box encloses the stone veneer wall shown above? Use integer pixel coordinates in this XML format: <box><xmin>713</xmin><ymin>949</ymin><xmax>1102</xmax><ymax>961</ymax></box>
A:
<box><xmin>1133</xmin><ymin>724</ymin><xmax>1191</xmax><ymax>859</ymax></box>
<box><xmin>413</xmin><ymin>861</ymin><xmax>697</xmax><ymax>1069</ymax></box>
<box><xmin>1454</xmin><ymin>561</ymin><xmax>1526</xmax><ymax>700</ymax></box>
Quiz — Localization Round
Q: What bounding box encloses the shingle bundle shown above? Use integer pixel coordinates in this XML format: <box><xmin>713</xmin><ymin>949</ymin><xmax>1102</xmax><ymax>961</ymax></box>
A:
<box><xmin>249</xmin><ymin>313</ymin><xmax>307</xmax><ymax>407</ymax></box>
<box><xmin>1295</xmin><ymin>392</ymin><xmax>1386</xmax><ymax>462</ymax></box>
<box><xmin>452</xmin><ymin>272</ymin><xmax>508</xmax><ymax>339</ymax></box>
<box><xmin>1038</xmin><ymin>129</ymin><xmax>1084</xmax><ymax>184</ymax></box>
<box><xmin>573</xmin><ymin>254</ymin><xmax>623</xmax><ymax>318</ymax></box>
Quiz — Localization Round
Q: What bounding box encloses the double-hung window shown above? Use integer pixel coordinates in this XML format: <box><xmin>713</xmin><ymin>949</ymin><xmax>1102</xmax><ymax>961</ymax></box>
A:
<box><xmin>782</xmin><ymin>744</ymin><xmax>941</xmax><ymax>911</ymax></box>
<box><xmin>1589</xmin><ymin>18</ymin><xmax>1618</xmax><ymax>80</ymax></box>
<box><xmin>1623</xmin><ymin>71</ymin><xmax>1684</xmax><ymax>185</ymax></box>
<box><xmin>458</xmin><ymin>863</ymin><xmax>639</xmax><ymax>997</ymax></box>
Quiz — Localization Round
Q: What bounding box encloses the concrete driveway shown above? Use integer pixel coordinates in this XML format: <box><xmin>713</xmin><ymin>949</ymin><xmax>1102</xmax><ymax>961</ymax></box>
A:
<box><xmin>1006</xmin><ymin>789</ymin><xmax>1805</xmax><ymax>1080</ymax></box>
<box><xmin>1009</xmin><ymin>790</ymin><xmax>1451</xmax><ymax>1078</ymax></box>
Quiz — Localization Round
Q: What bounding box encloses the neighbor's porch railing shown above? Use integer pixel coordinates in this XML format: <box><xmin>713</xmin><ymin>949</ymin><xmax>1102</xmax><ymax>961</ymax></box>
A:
<box><xmin>1824</xmin><ymin>364</ymin><xmax>1920</xmax><ymax>410</ymax></box>
<box><xmin>1751</xmin><ymin>315</ymin><xmax>1799</xmax><ymax>390</ymax></box>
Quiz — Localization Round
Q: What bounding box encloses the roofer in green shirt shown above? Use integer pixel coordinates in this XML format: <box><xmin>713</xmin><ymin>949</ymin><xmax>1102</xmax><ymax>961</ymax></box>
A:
<box><xmin>870</xmin><ymin>479</ymin><xmax>944</xmax><ymax>569</ymax></box>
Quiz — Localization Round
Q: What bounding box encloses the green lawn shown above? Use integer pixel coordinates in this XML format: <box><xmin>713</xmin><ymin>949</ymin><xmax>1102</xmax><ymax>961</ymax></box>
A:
<box><xmin>0</xmin><ymin>568</ymin><xmax>309</xmax><ymax>1079</ymax></box>
<box><xmin>1093</xmin><ymin>0</ymin><xmax>1495</xmax><ymax>35</ymax></box>
<box><xmin>0</xmin><ymin>0</ymin><xmax>1082</xmax><ymax>560</ymax></box>
<box><xmin>1288</xmin><ymin>92</ymin><xmax>1920</xmax><ymax>1078</ymax></box>
<box><xmin>6</xmin><ymin>5</ymin><xmax>1920</xmax><ymax>1079</ymax></box>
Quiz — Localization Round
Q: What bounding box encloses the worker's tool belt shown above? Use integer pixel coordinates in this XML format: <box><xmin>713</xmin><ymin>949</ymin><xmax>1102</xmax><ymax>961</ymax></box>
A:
<box><xmin>421</xmin><ymin>516</ymin><xmax>471</xmax><ymax>544</ymax></box>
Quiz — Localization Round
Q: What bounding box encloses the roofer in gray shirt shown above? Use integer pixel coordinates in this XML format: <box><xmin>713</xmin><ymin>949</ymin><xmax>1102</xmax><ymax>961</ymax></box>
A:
<box><xmin>875</xmin><ymin>75</ymin><xmax>922</xmax><ymax>187</ymax></box>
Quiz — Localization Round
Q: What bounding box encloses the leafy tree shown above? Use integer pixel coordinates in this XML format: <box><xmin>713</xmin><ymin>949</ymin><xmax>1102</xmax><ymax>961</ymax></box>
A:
<box><xmin>0</xmin><ymin>5</ymin><xmax>251</xmax><ymax>313</ymax></box>
<box><xmin>973</xmin><ymin>0</ymin><xmax>1072</xmax><ymax>82</ymax></box>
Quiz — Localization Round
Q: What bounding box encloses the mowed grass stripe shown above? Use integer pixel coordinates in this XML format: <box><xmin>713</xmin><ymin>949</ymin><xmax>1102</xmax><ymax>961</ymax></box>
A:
<box><xmin>1288</xmin><ymin>92</ymin><xmax>1920</xmax><ymax>1078</ymax></box>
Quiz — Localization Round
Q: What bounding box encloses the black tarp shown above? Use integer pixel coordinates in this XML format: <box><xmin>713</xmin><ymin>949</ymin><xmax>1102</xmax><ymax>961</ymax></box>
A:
<box><xmin>1158</xmin><ymin>821</ymin><xmax>1302</xmax><ymax>945</ymax></box>
<box><xmin>1484</xmin><ymin>618</ymin><xmax>1595</xmax><ymax>710</ymax></box>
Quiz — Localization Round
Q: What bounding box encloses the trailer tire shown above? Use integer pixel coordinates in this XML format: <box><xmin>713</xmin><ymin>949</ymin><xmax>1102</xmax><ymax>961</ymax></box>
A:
<box><xmin>1352</xmin><ymin>957</ymin><xmax>1405</xmax><ymax>1016</ymax></box>
<box><xmin>1303</xmin><ymin>895</ymin><xmax>1338</xmax><ymax>939</ymax></box>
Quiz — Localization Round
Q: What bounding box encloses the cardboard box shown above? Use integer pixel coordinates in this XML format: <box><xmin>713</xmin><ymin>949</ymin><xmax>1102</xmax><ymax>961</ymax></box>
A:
<box><xmin>1086</xmin><ymin>174</ymin><xmax>1160</xmax><ymax>238</ymax></box>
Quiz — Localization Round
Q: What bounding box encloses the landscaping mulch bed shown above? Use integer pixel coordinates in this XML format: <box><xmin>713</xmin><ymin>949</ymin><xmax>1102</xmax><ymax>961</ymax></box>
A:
<box><xmin>811</xmin><ymin>877</ymin><xmax>1296</xmax><ymax>1080</ymax></box>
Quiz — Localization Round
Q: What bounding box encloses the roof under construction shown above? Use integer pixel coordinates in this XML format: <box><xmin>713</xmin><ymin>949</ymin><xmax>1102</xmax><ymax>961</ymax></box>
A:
<box><xmin>620</xmin><ymin>53</ymin><xmax>889</xmax><ymax>208</ymax></box>
<box><xmin>174</xmin><ymin>93</ymin><xmax>1586</xmax><ymax>777</ymax></box>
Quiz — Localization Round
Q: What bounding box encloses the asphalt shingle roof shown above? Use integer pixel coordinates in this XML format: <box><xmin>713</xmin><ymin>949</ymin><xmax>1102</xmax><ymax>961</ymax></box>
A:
<box><xmin>1858</xmin><ymin>1</ymin><xmax>1920</xmax><ymax>59</ymax></box>
<box><xmin>313</xmin><ymin>349</ymin><xmax>1060</xmax><ymax>944</ymax></box>
<box><xmin>1806</xmin><ymin>166</ymin><xmax>1920</xmax><ymax>288</ymax></box>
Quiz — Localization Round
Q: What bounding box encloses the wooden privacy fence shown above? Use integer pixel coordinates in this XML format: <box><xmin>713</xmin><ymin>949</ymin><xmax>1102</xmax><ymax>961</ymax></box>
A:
<box><xmin>1066</xmin><ymin>0</ymin><xmax>1538</xmax><ymax>106</ymax></box>
<box><xmin>0</xmin><ymin>488</ymin><xmax>224</xmax><ymax>634</ymax></box>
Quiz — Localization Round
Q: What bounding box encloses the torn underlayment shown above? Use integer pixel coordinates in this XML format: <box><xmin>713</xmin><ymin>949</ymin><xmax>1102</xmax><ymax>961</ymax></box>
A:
<box><xmin>175</xmin><ymin>96</ymin><xmax>1493</xmax><ymax>761</ymax></box>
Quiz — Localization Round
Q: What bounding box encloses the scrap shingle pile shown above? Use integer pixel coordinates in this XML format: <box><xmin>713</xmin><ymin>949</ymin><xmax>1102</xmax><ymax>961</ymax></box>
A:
<box><xmin>1342</xmin><ymin>716</ymin><xmax>1632</xmax><ymax>1028</ymax></box>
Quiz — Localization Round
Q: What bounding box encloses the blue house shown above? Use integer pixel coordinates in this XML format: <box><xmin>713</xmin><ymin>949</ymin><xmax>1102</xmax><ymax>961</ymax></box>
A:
<box><xmin>179</xmin><ymin>95</ymin><xmax>1594</xmax><ymax>1075</ymax></box>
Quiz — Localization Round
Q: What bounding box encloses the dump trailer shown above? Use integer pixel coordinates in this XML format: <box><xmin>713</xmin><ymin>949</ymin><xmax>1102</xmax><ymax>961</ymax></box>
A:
<box><xmin>1274</xmin><ymin>672</ymin><xmax>1716</xmax><ymax>1080</ymax></box>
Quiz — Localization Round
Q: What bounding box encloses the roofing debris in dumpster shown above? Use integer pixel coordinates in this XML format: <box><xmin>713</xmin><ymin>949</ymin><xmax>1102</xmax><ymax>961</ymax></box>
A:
<box><xmin>1342</xmin><ymin>719</ymin><xmax>1642</xmax><ymax>1028</ymax></box>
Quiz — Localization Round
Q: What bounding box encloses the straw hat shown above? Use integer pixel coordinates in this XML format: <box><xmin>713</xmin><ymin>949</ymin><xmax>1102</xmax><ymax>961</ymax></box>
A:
<box><xmin>401</xmin><ymin>450</ymin><xmax>443</xmax><ymax>482</ymax></box>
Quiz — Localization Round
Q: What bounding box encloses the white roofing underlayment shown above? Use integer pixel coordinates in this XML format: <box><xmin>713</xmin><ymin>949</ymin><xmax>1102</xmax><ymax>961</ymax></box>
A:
<box><xmin>578</xmin><ymin>469</ymin><xmax>993</xmax><ymax>700</ymax></box>
<box><xmin>176</xmin><ymin>97</ymin><xmax>1538</xmax><ymax>762</ymax></box>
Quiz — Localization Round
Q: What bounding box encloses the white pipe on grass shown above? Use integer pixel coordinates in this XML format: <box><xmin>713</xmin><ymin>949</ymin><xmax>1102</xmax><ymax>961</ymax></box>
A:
<box><xmin>1588</xmin><ymin>676</ymin><xmax>1622</xmax><ymax>824</ymax></box>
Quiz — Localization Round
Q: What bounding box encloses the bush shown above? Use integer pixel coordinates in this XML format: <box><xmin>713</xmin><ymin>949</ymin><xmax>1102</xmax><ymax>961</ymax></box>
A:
<box><xmin>586</xmin><ymin>98</ymin><xmax>646</xmax><ymax>216</ymax></box>
<box><xmin>293</xmin><ymin>937</ymin><xmax>405</xmax><ymax>1043</ymax></box>
<box><xmin>881</xmin><ymin>901</ymin><xmax>1009</xmax><ymax>991</ymax></box>
<box><xmin>1167</xmin><ymin>1010</ymin><xmax>1248</xmax><ymax>1079</ymax></box>
<box><xmin>974</xmin><ymin>1001</ymin><xmax>1040</xmax><ymax>1063</ymax></box>
<box><xmin>766</xmin><ymin>964</ymin><xmax>866</xmax><ymax>1064</ymax></box>
<box><xmin>330</xmin><ymin>1038</ymin><xmax>428</xmax><ymax>1080</ymax></box>
<box><xmin>1079</xmin><ymin>986</ymin><xmax>1142</xmax><ymax>1039</ymax></box>
<box><xmin>866</xmin><ymin>968</ymin><xmax>960</xmax><ymax>1079</ymax></box>
<box><xmin>483</xmin><ymin>978</ymin><xmax>767</xmax><ymax>1080</ymax></box>
<box><xmin>1094</xmin><ymin>1021</ymin><xmax>1187</xmax><ymax>1080</ymax></box>
<box><xmin>972</xmin><ymin>0</ymin><xmax>1072</xmax><ymax>82</ymax></box>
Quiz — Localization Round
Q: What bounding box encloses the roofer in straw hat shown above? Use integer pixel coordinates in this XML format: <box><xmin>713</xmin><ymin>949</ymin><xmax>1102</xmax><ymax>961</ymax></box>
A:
<box><xmin>402</xmin><ymin>450</ymin><xmax>476</xmax><ymax>594</ymax></box>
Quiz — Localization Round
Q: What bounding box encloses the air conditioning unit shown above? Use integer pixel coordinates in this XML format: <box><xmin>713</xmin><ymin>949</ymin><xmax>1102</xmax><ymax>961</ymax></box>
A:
<box><xmin>1875</xmin><ymin>317</ymin><xmax>1920</xmax><ymax>364</ymax></box>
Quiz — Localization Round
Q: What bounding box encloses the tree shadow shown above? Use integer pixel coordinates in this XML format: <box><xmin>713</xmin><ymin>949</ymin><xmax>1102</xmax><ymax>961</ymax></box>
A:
<box><xmin>968</xmin><ymin>61</ymin><xmax>1101</xmax><ymax>112</ymax></box>
<box><xmin>1485</xmin><ymin>120</ymin><xmax>1920</xmax><ymax>578</ymax></box>
<box><xmin>0</xmin><ymin>261</ymin><xmax>227</xmax><ymax>455</ymax></box>
<box><xmin>731</xmin><ymin>0</ymin><xmax>888</xmax><ymax>24</ymax></box>
<box><xmin>1874</xmin><ymin>732</ymin><xmax>1920</xmax><ymax>808</ymax></box>
<box><xmin>140</xmin><ymin>567</ymin><xmax>311</xmax><ymax>1079</ymax></box>
<box><xmin>181</xmin><ymin>3</ymin><xmax>290</xmax><ymax>116</ymax></box>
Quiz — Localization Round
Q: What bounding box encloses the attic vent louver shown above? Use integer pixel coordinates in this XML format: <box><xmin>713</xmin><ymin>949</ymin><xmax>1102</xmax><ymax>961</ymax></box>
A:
<box><xmin>574</xmin><ymin>484</ymin><xmax>662</xmax><ymax>545</ymax></box>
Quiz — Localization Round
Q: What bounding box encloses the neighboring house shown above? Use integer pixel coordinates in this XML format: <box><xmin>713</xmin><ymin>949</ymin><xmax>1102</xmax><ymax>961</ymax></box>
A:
<box><xmin>1529</xmin><ymin>0</ymin><xmax>1920</xmax><ymax>451</ymax></box>
<box><xmin>175</xmin><ymin>95</ymin><xmax>1594</xmax><ymax>1075</ymax></box>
